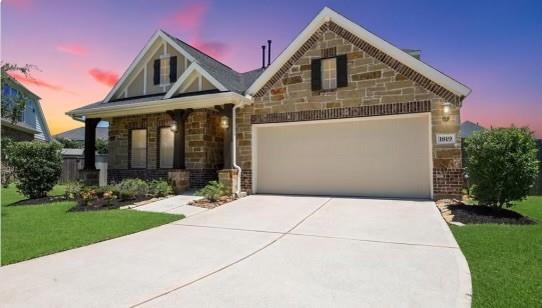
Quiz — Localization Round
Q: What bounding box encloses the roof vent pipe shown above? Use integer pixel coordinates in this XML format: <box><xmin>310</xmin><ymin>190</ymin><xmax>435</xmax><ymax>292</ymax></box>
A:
<box><xmin>267</xmin><ymin>40</ymin><xmax>272</xmax><ymax>67</ymax></box>
<box><xmin>261</xmin><ymin>45</ymin><xmax>266</xmax><ymax>68</ymax></box>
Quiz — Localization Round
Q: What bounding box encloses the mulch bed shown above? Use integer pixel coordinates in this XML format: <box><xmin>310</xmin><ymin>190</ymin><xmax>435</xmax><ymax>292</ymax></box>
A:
<box><xmin>188</xmin><ymin>195</ymin><xmax>237</xmax><ymax>209</ymax></box>
<box><xmin>436</xmin><ymin>199</ymin><xmax>536</xmax><ymax>225</ymax></box>
<box><xmin>71</xmin><ymin>196</ymin><xmax>171</xmax><ymax>212</ymax></box>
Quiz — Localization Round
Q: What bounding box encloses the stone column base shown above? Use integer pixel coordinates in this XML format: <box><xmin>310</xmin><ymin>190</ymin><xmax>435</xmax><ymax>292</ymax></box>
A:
<box><xmin>218</xmin><ymin>169</ymin><xmax>239</xmax><ymax>195</ymax></box>
<box><xmin>79</xmin><ymin>169</ymin><xmax>100</xmax><ymax>186</ymax></box>
<box><xmin>168</xmin><ymin>169</ymin><xmax>190</xmax><ymax>194</ymax></box>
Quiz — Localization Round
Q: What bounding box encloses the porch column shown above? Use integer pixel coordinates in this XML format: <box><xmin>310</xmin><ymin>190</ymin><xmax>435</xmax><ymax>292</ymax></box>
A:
<box><xmin>167</xmin><ymin>109</ymin><xmax>192</xmax><ymax>194</ymax></box>
<box><xmin>83</xmin><ymin>118</ymin><xmax>100</xmax><ymax>170</ymax></box>
<box><xmin>167</xmin><ymin>109</ymin><xmax>192</xmax><ymax>169</ymax></box>
<box><xmin>218</xmin><ymin>103</ymin><xmax>234</xmax><ymax>169</ymax></box>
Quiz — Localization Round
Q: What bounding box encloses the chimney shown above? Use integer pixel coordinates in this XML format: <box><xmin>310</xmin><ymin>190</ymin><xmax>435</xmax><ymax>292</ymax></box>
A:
<box><xmin>261</xmin><ymin>45</ymin><xmax>266</xmax><ymax>68</ymax></box>
<box><xmin>267</xmin><ymin>40</ymin><xmax>272</xmax><ymax>67</ymax></box>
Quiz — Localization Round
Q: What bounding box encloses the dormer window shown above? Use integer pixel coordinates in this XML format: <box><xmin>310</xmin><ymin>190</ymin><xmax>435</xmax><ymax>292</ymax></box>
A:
<box><xmin>321</xmin><ymin>58</ymin><xmax>337</xmax><ymax>90</ymax></box>
<box><xmin>153</xmin><ymin>56</ymin><xmax>177</xmax><ymax>86</ymax></box>
<box><xmin>160</xmin><ymin>56</ymin><xmax>170</xmax><ymax>85</ymax></box>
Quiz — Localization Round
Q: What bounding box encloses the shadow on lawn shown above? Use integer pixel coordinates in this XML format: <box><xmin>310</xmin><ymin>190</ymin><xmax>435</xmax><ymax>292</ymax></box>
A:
<box><xmin>8</xmin><ymin>195</ymin><xmax>71</xmax><ymax>207</ymax></box>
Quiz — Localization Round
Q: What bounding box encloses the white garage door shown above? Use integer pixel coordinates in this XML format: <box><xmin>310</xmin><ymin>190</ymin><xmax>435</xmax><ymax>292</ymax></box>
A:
<box><xmin>253</xmin><ymin>114</ymin><xmax>431</xmax><ymax>199</ymax></box>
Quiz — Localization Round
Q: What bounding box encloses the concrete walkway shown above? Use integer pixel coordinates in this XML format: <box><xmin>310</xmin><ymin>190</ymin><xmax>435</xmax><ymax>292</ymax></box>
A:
<box><xmin>0</xmin><ymin>195</ymin><xmax>471</xmax><ymax>307</ymax></box>
<box><xmin>132</xmin><ymin>195</ymin><xmax>206</xmax><ymax>217</ymax></box>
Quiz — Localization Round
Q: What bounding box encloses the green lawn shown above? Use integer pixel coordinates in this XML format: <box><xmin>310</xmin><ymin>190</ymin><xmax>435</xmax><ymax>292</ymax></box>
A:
<box><xmin>1</xmin><ymin>184</ymin><xmax>182</xmax><ymax>265</ymax></box>
<box><xmin>451</xmin><ymin>196</ymin><xmax>542</xmax><ymax>308</ymax></box>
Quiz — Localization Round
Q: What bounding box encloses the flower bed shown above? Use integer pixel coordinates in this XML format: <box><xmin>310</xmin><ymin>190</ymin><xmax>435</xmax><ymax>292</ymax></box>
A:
<box><xmin>436</xmin><ymin>198</ymin><xmax>536</xmax><ymax>225</ymax></box>
<box><xmin>67</xmin><ymin>179</ymin><xmax>173</xmax><ymax>211</ymax></box>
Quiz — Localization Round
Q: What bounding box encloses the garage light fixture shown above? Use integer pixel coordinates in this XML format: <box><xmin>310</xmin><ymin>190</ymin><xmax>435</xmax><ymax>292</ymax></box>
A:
<box><xmin>442</xmin><ymin>102</ymin><xmax>451</xmax><ymax>122</ymax></box>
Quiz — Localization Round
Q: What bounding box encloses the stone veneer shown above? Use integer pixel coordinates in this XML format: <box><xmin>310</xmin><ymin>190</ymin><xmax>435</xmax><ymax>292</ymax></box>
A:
<box><xmin>108</xmin><ymin>109</ymin><xmax>224</xmax><ymax>188</ymax></box>
<box><xmin>235</xmin><ymin>25</ymin><xmax>463</xmax><ymax>199</ymax></box>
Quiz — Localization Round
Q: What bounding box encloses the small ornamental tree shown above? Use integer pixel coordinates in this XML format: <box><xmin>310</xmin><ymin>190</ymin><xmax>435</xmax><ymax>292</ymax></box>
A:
<box><xmin>6</xmin><ymin>141</ymin><xmax>62</xmax><ymax>199</ymax></box>
<box><xmin>465</xmin><ymin>127</ymin><xmax>539</xmax><ymax>208</ymax></box>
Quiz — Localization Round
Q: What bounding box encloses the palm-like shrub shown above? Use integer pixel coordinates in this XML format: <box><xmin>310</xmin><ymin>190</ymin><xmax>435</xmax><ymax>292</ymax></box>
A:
<box><xmin>196</xmin><ymin>181</ymin><xmax>227</xmax><ymax>202</ymax></box>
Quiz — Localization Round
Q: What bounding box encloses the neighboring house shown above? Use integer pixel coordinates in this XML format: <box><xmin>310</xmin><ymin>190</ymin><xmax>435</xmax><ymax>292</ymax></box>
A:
<box><xmin>460</xmin><ymin>120</ymin><xmax>485</xmax><ymax>139</ymax></box>
<box><xmin>67</xmin><ymin>7</ymin><xmax>471</xmax><ymax>199</ymax></box>
<box><xmin>1</xmin><ymin>74</ymin><xmax>52</xmax><ymax>142</ymax></box>
<box><xmin>55</xmin><ymin>126</ymin><xmax>109</xmax><ymax>142</ymax></box>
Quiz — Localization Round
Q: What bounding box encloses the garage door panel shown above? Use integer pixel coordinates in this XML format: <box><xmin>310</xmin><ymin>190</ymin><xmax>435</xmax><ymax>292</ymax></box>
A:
<box><xmin>255</xmin><ymin>115</ymin><xmax>431</xmax><ymax>199</ymax></box>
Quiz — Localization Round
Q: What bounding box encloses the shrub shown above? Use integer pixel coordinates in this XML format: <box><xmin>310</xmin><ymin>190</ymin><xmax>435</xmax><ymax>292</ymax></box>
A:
<box><xmin>65</xmin><ymin>181</ymin><xmax>84</xmax><ymax>199</ymax></box>
<box><xmin>465</xmin><ymin>127</ymin><xmax>539</xmax><ymax>208</ymax></box>
<box><xmin>196</xmin><ymin>181</ymin><xmax>228</xmax><ymax>202</ymax></box>
<box><xmin>148</xmin><ymin>180</ymin><xmax>172</xmax><ymax>197</ymax></box>
<box><xmin>5</xmin><ymin>141</ymin><xmax>62</xmax><ymax>199</ymax></box>
<box><xmin>115</xmin><ymin>178</ymin><xmax>149</xmax><ymax>200</ymax></box>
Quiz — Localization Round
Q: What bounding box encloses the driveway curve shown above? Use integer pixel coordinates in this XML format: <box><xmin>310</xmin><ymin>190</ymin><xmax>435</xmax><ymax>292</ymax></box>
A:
<box><xmin>0</xmin><ymin>195</ymin><xmax>471</xmax><ymax>307</ymax></box>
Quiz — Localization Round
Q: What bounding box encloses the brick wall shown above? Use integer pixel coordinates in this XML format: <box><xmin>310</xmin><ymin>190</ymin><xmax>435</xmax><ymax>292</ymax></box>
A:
<box><xmin>235</xmin><ymin>26</ymin><xmax>463</xmax><ymax>198</ymax></box>
<box><xmin>108</xmin><ymin>109</ymin><xmax>224</xmax><ymax>188</ymax></box>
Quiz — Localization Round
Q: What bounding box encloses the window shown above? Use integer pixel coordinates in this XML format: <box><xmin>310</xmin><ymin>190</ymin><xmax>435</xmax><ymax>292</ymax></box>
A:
<box><xmin>160</xmin><ymin>57</ymin><xmax>170</xmax><ymax>85</ymax></box>
<box><xmin>321</xmin><ymin>58</ymin><xmax>337</xmax><ymax>90</ymax></box>
<box><xmin>159</xmin><ymin>127</ymin><xmax>174</xmax><ymax>168</ymax></box>
<box><xmin>130</xmin><ymin>129</ymin><xmax>147</xmax><ymax>168</ymax></box>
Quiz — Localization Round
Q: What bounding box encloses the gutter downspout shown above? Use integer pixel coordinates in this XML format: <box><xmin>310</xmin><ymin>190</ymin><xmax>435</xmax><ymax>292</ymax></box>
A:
<box><xmin>232</xmin><ymin>99</ymin><xmax>250</xmax><ymax>196</ymax></box>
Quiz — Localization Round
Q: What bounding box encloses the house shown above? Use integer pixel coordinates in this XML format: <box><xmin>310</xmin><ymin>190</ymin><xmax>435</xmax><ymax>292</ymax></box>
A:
<box><xmin>55</xmin><ymin>126</ymin><xmax>109</xmax><ymax>142</ymax></box>
<box><xmin>1</xmin><ymin>74</ymin><xmax>52</xmax><ymax>142</ymax></box>
<box><xmin>67</xmin><ymin>7</ymin><xmax>471</xmax><ymax>199</ymax></box>
<box><xmin>460</xmin><ymin>121</ymin><xmax>485</xmax><ymax>138</ymax></box>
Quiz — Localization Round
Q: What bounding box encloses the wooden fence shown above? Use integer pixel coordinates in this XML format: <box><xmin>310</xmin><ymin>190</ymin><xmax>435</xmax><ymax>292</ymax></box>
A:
<box><xmin>60</xmin><ymin>153</ymin><xmax>108</xmax><ymax>186</ymax></box>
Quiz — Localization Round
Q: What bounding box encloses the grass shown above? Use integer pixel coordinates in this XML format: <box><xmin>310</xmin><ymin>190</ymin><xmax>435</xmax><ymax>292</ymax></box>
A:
<box><xmin>451</xmin><ymin>196</ymin><xmax>542</xmax><ymax>307</ymax></box>
<box><xmin>1</xmin><ymin>184</ymin><xmax>182</xmax><ymax>265</ymax></box>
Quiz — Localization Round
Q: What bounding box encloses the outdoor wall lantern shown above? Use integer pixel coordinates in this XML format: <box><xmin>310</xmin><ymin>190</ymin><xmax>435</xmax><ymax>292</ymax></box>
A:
<box><xmin>170</xmin><ymin>121</ymin><xmax>178</xmax><ymax>132</ymax></box>
<box><xmin>220</xmin><ymin>115</ymin><xmax>230</xmax><ymax>129</ymax></box>
<box><xmin>442</xmin><ymin>102</ymin><xmax>451</xmax><ymax>122</ymax></box>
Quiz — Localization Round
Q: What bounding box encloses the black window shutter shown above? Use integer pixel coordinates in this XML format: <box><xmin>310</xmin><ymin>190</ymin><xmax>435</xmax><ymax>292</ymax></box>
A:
<box><xmin>336</xmin><ymin>55</ymin><xmax>348</xmax><ymax>88</ymax></box>
<box><xmin>169</xmin><ymin>56</ymin><xmax>177</xmax><ymax>83</ymax></box>
<box><xmin>153</xmin><ymin>59</ymin><xmax>160</xmax><ymax>85</ymax></box>
<box><xmin>311</xmin><ymin>59</ymin><xmax>322</xmax><ymax>91</ymax></box>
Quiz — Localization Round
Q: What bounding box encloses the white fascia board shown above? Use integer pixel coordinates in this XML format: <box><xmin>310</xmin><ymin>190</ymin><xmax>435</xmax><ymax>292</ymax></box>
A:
<box><xmin>165</xmin><ymin>62</ymin><xmax>227</xmax><ymax>98</ymax></box>
<box><xmin>67</xmin><ymin>92</ymin><xmax>250</xmax><ymax>119</ymax></box>
<box><xmin>246</xmin><ymin>7</ymin><xmax>471</xmax><ymax>99</ymax></box>
<box><xmin>164</xmin><ymin>63</ymin><xmax>197</xmax><ymax>98</ymax></box>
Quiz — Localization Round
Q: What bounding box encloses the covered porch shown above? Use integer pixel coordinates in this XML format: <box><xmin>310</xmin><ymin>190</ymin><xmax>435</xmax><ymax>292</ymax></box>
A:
<box><xmin>68</xmin><ymin>92</ymin><xmax>249</xmax><ymax>194</ymax></box>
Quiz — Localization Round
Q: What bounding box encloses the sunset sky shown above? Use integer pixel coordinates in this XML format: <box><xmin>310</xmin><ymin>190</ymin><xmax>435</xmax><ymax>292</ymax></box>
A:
<box><xmin>2</xmin><ymin>0</ymin><xmax>541</xmax><ymax>137</ymax></box>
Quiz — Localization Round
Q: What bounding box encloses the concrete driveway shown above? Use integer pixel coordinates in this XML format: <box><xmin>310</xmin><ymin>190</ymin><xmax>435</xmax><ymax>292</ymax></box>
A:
<box><xmin>0</xmin><ymin>195</ymin><xmax>471</xmax><ymax>307</ymax></box>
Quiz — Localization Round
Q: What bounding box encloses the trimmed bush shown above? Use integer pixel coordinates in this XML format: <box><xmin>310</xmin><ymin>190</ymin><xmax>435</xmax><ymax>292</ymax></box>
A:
<box><xmin>196</xmin><ymin>181</ymin><xmax>228</xmax><ymax>202</ymax></box>
<box><xmin>115</xmin><ymin>178</ymin><xmax>148</xmax><ymax>200</ymax></box>
<box><xmin>5</xmin><ymin>141</ymin><xmax>62</xmax><ymax>199</ymax></box>
<box><xmin>148</xmin><ymin>180</ymin><xmax>173</xmax><ymax>197</ymax></box>
<box><xmin>465</xmin><ymin>127</ymin><xmax>539</xmax><ymax>208</ymax></box>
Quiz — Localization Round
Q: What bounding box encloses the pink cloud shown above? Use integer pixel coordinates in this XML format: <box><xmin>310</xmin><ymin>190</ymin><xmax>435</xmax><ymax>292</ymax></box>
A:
<box><xmin>56</xmin><ymin>43</ymin><xmax>88</xmax><ymax>56</ymax></box>
<box><xmin>88</xmin><ymin>68</ymin><xmax>119</xmax><ymax>86</ymax></box>
<box><xmin>4</xmin><ymin>0</ymin><xmax>32</xmax><ymax>9</ymax></box>
<box><xmin>9</xmin><ymin>72</ymin><xmax>63</xmax><ymax>91</ymax></box>
<box><xmin>192</xmin><ymin>40</ymin><xmax>229</xmax><ymax>61</ymax></box>
<box><xmin>162</xmin><ymin>3</ymin><xmax>209</xmax><ymax>29</ymax></box>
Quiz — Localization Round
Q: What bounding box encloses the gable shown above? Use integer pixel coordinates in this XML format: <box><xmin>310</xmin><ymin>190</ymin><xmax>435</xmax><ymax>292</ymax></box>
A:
<box><xmin>110</xmin><ymin>37</ymin><xmax>193</xmax><ymax>100</ymax></box>
<box><xmin>247</xmin><ymin>7</ymin><xmax>470</xmax><ymax>104</ymax></box>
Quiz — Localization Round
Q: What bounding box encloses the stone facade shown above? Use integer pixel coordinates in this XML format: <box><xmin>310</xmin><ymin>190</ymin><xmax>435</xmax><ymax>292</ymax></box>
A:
<box><xmin>108</xmin><ymin>109</ymin><xmax>224</xmax><ymax>188</ymax></box>
<box><xmin>235</xmin><ymin>24</ymin><xmax>462</xmax><ymax>198</ymax></box>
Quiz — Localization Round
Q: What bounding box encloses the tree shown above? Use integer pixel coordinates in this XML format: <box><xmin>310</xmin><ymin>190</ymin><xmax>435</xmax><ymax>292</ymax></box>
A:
<box><xmin>56</xmin><ymin>137</ymin><xmax>84</xmax><ymax>149</ymax></box>
<box><xmin>96</xmin><ymin>138</ymin><xmax>108</xmax><ymax>154</ymax></box>
<box><xmin>5</xmin><ymin>141</ymin><xmax>62</xmax><ymax>199</ymax></box>
<box><xmin>1</xmin><ymin>63</ymin><xmax>38</xmax><ymax>123</ymax></box>
<box><xmin>465</xmin><ymin>127</ymin><xmax>539</xmax><ymax>208</ymax></box>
